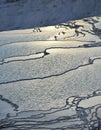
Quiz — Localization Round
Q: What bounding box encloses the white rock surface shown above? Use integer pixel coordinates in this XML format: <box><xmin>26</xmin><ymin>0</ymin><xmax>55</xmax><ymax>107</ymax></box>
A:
<box><xmin>0</xmin><ymin>2</ymin><xmax>101</xmax><ymax>129</ymax></box>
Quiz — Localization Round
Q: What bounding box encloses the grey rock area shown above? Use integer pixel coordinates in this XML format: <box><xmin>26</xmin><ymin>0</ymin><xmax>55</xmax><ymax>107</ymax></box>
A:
<box><xmin>0</xmin><ymin>0</ymin><xmax>101</xmax><ymax>31</ymax></box>
<box><xmin>0</xmin><ymin>1</ymin><xmax>101</xmax><ymax>130</ymax></box>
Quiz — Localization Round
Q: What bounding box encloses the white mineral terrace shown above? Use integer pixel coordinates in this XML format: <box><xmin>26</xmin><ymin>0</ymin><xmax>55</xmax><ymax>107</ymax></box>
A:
<box><xmin>0</xmin><ymin>16</ymin><xmax>101</xmax><ymax>130</ymax></box>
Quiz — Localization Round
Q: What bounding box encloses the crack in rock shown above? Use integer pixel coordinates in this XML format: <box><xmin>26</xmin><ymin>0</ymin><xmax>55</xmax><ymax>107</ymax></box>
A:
<box><xmin>0</xmin><ymin>42</ymin><xmax>101</xmax><ymax>66</ymax></box>
<box><xmin>0</xmin><ymin>57</ymin><xmax>101</xmax><ymax>85</ymax></box>
<box><xmin>0</xmin><ymin>90</ymin><xmax>100</xmax><ymax>130</ymax></box>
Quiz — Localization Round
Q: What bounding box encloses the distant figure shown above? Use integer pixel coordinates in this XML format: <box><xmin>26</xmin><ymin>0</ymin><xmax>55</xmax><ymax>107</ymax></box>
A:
<box><xmin>33</xmin><ymin>28</ymin><xmax>41</xmax><ymax>32</ymax></box>
<box><xmin>54</xmin><ymin>36</ymin><xmax>58</xmax><ymax>40</ymax></box>
<box><xmin>89</xmin><ymin>57</ymin><xmax>93</xmax><ymax>64</ymax></box>
<box><xmin>62</xmin><ymin>31</ymin><xmax>66</xmax><ymax>35</ymax></box>
<box><xmin>75</xmin><ymin>30</ymin><xmax>79</xmax><ymax>36</ymax></box>
<box><xmin>37</xmin><ymin>28</ymin><xmax>42</xmax><ymax>32</ymax></box>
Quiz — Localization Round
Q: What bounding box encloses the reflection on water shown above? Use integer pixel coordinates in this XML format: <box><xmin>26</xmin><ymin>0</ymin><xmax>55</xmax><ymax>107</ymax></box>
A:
<box><xmin>0</xmin><ymin>90</ymin><xmax>101</xmax><ymax>130</ymax></box>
